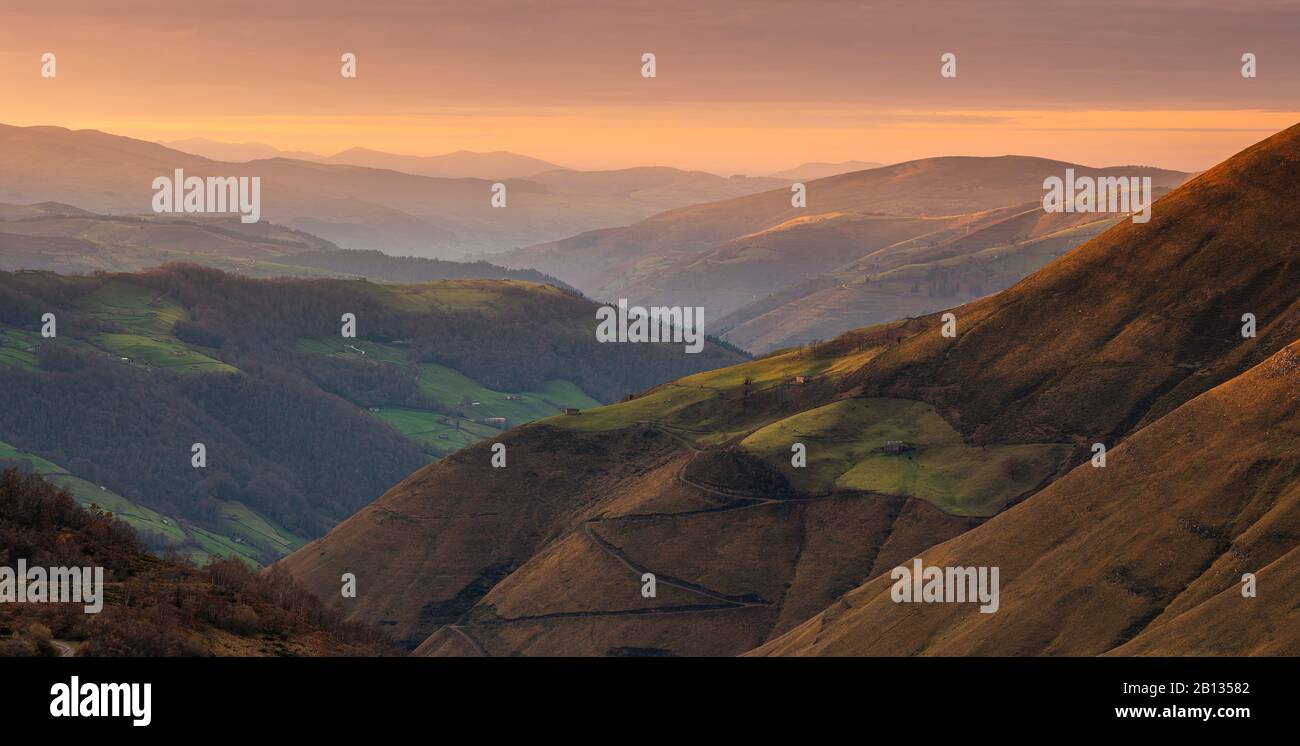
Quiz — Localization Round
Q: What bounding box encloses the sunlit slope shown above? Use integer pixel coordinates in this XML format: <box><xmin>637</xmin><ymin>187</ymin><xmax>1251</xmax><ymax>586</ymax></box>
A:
<box><xmin>842</xmin><ymin>124</ymin><xmax>1300</xmax><ymax>446</ymax></box>
<box><xmin>754</xmin><ymin>341</ymin><xmax>1300</xmax><ymax>656</ymax></box>
<box><xmin>738</xmin><ymin>399</ymin><xmax>1070</xmax><ymax>516</ymax></box>
<box><xmin>718</xmin><ymin>208</ymin><xmax>1122</xmax><ymax>354</ymax></box>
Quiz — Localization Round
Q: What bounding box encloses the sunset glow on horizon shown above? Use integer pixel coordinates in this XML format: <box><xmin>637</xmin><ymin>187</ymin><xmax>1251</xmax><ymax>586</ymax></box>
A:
<box><xmin>3</xmin><ymin>0</ymin><xmax>1298</xmax><ymax>173</ymax></box>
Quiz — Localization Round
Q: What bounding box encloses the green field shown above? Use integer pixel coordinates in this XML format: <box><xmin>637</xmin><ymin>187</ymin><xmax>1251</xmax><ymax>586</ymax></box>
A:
<box><xmin>298</xmin><ymin>336</ymin><xmax>600</xmax><ymax>455</ymax></box>
<box><xmin>296</xmin><ymin>337</ymin><xmax>409</xmax><ymax>365</ymax></box>
<box><xmin>0</xmin><ymin>329</ymin><xmax>41</xmax><ymax>371</ymax></box>
<box><xmin>0</xmin><ymin>330</ymin><xmax>107</xmax><ymax>374</ymax></box>
<box><xmin>371</xmin><ymin>407</ymin><xmax>499</xmax><ymax>458</ymax></box>
<box><xmin>210</xmin><ymin>501</ymin><xmax>309</xmax><ymax>565</ymax></box>
<box><xmin>548</xmin><ymin>342</ymin><xmax>885</xmax><ymax>446</ymax></box>
<box><xmin>740</xmin><ymin>398</ymin><xmax>1071</xmax><ymax>516</ymax></box>
<box><xmin>73</xmin><ymin>280</ymin><xmax>237</xmax><ymax>374</ymax></box>
<box><xmin>415</xmin><ymin>364</ymin><xmax>598</xmax><ymax>422</ymax></box>
<box><xmin>89</xmin><ymin>332</ymin><xmax>235</xmax><ymax>373</ymax></box>
<box><xmin>0</xmin><ymin>439</ymin><xmax>309</xmax><ymax>565</ymax></box>
<box><xmin>366</xmin><ymin>279</ymin><xmax>566</xmax><ymax>315</ymax></box>
<box><xmin>0</xmin><ymin>440</ymin><xmax>188</xmax><ymax>543</ymax></box>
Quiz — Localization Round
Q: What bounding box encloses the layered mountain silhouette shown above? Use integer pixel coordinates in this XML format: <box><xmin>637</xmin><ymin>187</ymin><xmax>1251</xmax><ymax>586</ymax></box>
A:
<box><xmin>168</xmin><ymin>139</ymin><xmax>566</xmax><ymax>179</ymax></box>
<box><xmin>505</xmin><ymin>156</ymin><xmax>1190</xmax><ymax>351</ymax></box>
<box><xmin>768</xmin><ymin>160</ymin><xmax>885</xmax><ymax>180</ymax></box>
<box><xmin>279</xmin><ymin>124</ymin><xmax>1298</xmax><ymax>655</ymax></box>
<box><xmin>714</xmin><ymin>203</ymin><xmax>1130</xmax><ymax>353</ymax></box>
<box><xmin>0</xmin><ymin>202</ymin><xmax>572</xmax><ymax>288</ymax></box>
<box><xmin>0</xmin><ymin>124</ymin><xmax>782</xmax><ymax>258</ymax></box>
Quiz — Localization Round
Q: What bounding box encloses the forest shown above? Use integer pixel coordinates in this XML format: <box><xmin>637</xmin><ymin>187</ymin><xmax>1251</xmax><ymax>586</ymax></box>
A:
<box><xmin>0</xmin><ymin>266</ymin><xmax>745</xmax><ymax>544</ymax></box>
<box><xmin>0</xmin><ymin>470</ymin><xmax>394</xmax><ymax>656</ymax></box>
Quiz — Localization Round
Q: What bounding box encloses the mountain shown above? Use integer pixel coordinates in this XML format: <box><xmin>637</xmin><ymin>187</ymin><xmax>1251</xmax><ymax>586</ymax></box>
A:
<box><xmin>768</xmin><ymin>160</ymin><xmax>884</xmax><ymax>180</ymax></box>
<box><xmin>165</xmin><ymin>138</ymin><xmax>326</xmax><ymax>163</ymax></box>
<box><xmin>0</xmin><ymin>266</ymin><xmax>743</xmax><ymax>567</ymax></box>
<box><xmin>0</xmin><ymin>470</ymin><xmax>394</xmax><ymax>657</ymax></box>
<box><xmin>714</xmin><ymin>202</ymin><xmax>1133</xmax><ymax>353</ymax></box>
<box><xmin>324</xmin><ymin>147</ymin><xmax>564</xmax><ymax>179</ymax></box>
<box><xmin>753</xmin><ymin>340</ymin><xmax>1300</xmax><ymax>656</ymax></box>
<box><xmin>525</xmin><ymin>167</ymin><xmax>785</xmax><ymax>211</ymax></box>
<box><xmin>277</xmin><ymin>124</ymin><xmax>1298</xmax><ymax>655</ymax></box>
<box><xmin>166</xmin><ymin>139</ymin><xmax>564</xmax><ymax>179</ymax></box>
<box><xmin>504</xmin><ymin>156</ymin><xmax>1192</xmax><ymax>323</ymax></box>
<box><xmin>0</xmin><ymin>124</ymin><xmax>784</xmax><ymax>258</ymax></box>
<box><xmin>0</xmin><ymin>204</ymin><xmax>574</xmax><ymax>289</ymax></box>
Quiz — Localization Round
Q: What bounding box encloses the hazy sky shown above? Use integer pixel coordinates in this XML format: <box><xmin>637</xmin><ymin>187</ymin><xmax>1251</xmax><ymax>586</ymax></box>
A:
<box><xmin>3</xmin><ymin>0</ymin><xmax>1298</xmax><ymax>173</ymax></box>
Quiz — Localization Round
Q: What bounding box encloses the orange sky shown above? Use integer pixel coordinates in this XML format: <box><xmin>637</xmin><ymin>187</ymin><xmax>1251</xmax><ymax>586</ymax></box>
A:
<box><xmin>3</xmin><ymin>0</ymin><xmax>1298</xmax><ymax>173</ymax></box>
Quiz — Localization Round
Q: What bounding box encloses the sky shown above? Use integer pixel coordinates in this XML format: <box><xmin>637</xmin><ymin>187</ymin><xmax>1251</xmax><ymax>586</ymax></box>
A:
<box><xmin>3</xmin><ymin>0</ymin><xmax>1299</xmax><ymax>174</ymax></box>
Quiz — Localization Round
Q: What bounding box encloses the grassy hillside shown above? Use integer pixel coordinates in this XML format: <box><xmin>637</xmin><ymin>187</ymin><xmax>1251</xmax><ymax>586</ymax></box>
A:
<box><xmin>754</xmin><ymin>341</ymin><xmax>1300</xmax><ymax>656</ymax></box>
<box><xmin>0</xmin><ymin>266</ymin><xmax>740</xmax><ymax>566</ymax></box>
<box><xmin>717</xmin><ymin>208</ymin><xmax>1123</xmax><ymax>353</ymax></box>
<box><xmin>739</xmin><ymin>398</ymin><xmax>1070</xmax><ymax>516</ymax></box>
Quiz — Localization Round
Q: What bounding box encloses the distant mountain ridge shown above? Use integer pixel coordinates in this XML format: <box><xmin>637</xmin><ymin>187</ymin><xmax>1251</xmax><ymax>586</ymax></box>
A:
<box><xmin>0</xmin><ymin>202</ymin><xmax>575</xmax><ymax>290</ymax></box>
<box><xmin>2</xmin><ymin>124</ymin><xmax>784</xmax><ymax>258</ymax></box>
<box><xmin>505</xmin><ymin>155</ymin><xmax>1192</xmax><ymax>349</ymax></box>
<box><xmin>768</xmin><ymin>160</ymin><xmax>885</xmax><ymax>180</ymax></box>
<box><xmin>167</xmin><ymin>138</ymin><xmax>566</xmax><ymax>179</ymax></box>
<box><xmin>323</xmin><ymin>147</ymin><xmax>565</xmax><ymax>179</ymax></box>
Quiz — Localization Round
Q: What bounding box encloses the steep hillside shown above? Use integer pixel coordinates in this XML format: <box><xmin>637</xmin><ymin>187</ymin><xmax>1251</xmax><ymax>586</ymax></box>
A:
<box><xmin>279</xmin><ymin>125</ymin><xmax>1296</xmax><ymax>656</ymax></box>
<box><xmin>717</xmin><ymin>205</ymin><xmax>1123</xmax><ymax>353</ymax></box>
<box><xmin>0</xmin><ymin>470</ymin><xmax>393</xmax><ymax>657</ymax></box>
<box><xmin>754</xmin><ymin>341</ymin><xmax>1300</xmax><ymax>656</ymax></box>
<box><xmin>839</xmin><ymin>126</ymin><xmax>1300</xmax><ymax>446</ymax></box>
<box><xmin>0</xmin><ymin>266</ymin><xmax>742</xmax><ymax>566</ymax></box>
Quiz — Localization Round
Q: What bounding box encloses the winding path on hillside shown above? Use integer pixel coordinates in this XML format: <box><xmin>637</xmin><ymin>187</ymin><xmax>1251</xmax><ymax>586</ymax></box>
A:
<box><xmin>446</xmin><ymin>416</ymin><xmax>989</xmax><ymax>649</ymax></box>
<box><xmin>445</xmin><ymin>625</ymin><xmax>487</xmax><ymax>657</ymax></box>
